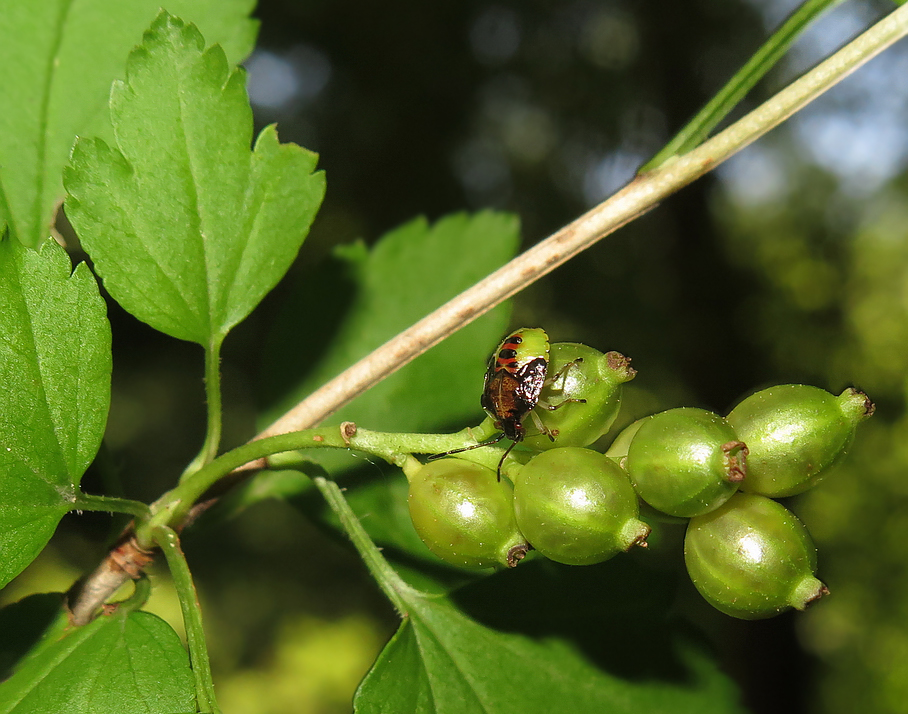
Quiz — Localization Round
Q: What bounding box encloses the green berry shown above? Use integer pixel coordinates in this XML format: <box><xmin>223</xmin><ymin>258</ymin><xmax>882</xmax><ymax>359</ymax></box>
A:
<box><xmin>522</xmin><ymin>344</ymin><xmax>635</xmax><ymax>451</ymax></box>
<box><xmin>727</xmin><ymin>385</ymin><xmax>874</xmax><ymax>498</ymax></box>
<box><xmin>604</xmin><ymin>416</ymin><xmax>651</xmax><ymax>461</ymax></box>
<box><xmin>408</xmin><ymin>458</ymin><xmax>529</xmax><ymax>569</ymax></box>
<box><xmin>684</xmin><ymin>492</ymin><xmax>828</xmax><ymax>620</ymax></box>
<box><xmin>625</xmin><ymin>407</ymin><xmax>747</xmax><ymax>518</ymax></box>
<box><xmin>512</xmin><ymin>448</ymin><xmax>649</xmax><ymax>565</ymax></box>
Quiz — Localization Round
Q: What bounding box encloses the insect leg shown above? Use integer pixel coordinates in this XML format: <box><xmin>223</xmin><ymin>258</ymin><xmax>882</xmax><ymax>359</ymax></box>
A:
<box><xmin>539</xmin><ymin>357</ymin><xmax>587</xmax><ymax>411</ymax></box>
<box><xmin>529</xmin><ymin>409</ymin><xmax>557</xmax><ymax>441</ymax></box>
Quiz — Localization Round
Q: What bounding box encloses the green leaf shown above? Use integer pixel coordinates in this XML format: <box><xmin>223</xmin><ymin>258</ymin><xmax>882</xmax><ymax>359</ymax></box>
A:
<box><xmin>355</xmin><ymin>560</ymin><xmax>746</xmax><ymax>714</ymax></box>
<box><xmin>0</xmin><ymin>0</ymin><xmax>257</xmax><ymax>249</ymax></box>
<box><xmin>263</xmin><ymin>210</ymin><xmax>520</xmax><ymax>437</ymax></box>
<box><xmin>257</xmin><ymin>211</ymin><xmax>518</xmax><ymax>563</ymax></box>
<box><xmin>0</xmin><ymin>594</ymin><xmax>194</xmax><ymax>714</ymax></box>
<box><xmin>315</xmin><ymin>476</ymin><xmax>744</xmax><ymax>714</ymax></box>
<box><xmin>0</xmin><ymin>235</ymin><xmax>111</xmax><ymax>589</ymax></box>
<box><xmin>64</xmin><ymin>12</ymin><xmax>326</xmax><ymax>346</ymax></box>
<box><xmin>642</xmin><ymin>0</ymin><xmax>844</xmax><ymax>171</ymax></box>
<box><xmin>0</xmin><ymin>594</ymin><xmax>60</xmax><ymax>681</ymax></box>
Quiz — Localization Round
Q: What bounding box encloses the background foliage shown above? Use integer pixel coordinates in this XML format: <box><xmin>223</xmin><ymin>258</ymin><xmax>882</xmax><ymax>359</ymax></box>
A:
<box><xmin>3</xmin><ymin>0</ymin><xmax>908</xmax><ymax>713</ymax></box>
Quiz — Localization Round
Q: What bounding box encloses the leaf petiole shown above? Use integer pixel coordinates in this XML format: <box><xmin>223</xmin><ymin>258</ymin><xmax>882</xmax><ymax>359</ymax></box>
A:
<box><xmin>153</xmin><ymin>525</ymin><xmax>220</xmax><ymax>714</ymax></box>
<box><xmin>71</xmin><ymin>493</ymin><xmax>151</xmax><ymax>519</ymax></box>
<box><xmin>182</xmin><ymin>336</ymin><xmax>226</xmax><ymax>481</ymax></box>
<box><xmin>311</xmin><ymin>476</ymin><xmax>414</xmax><ymax>614</ymax></box>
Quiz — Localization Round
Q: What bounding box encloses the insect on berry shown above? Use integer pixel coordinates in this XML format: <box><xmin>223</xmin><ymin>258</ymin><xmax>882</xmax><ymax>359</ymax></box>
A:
<box><xmin>481</xmin><ymin>327</ymin><xmax>552</xmax><ymax>444</ymax></box>
<box><xmin>429</xmin><ymin>328</ymin><xmax>584</xmax><ymax>480</ymax></box>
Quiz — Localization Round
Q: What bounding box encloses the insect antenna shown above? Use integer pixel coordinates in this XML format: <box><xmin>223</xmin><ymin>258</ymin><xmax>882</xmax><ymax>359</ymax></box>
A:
<box><xmin>426</xmin><ymin>432</ymin><xmax>506</xmax><ymax>462</ymax></box>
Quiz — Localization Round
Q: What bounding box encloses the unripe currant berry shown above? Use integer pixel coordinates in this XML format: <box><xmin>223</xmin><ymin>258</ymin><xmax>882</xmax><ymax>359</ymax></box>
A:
<box><xmin>512</xmin><ymin>447</ymin><xmax>650</xmax><ymax>565</ymax></box>
<box><xmin>604</xmin><ymin>416</ymin><xmax>651</xmax><ymax>461</ymax></box>
<box><xmin>408</xmin><ymin>458</ymin><xmax>529</xmax><ymax>569</ymax></box>
<box><xmin>727</xmin><ymin>385</ymin><xmax>874</xmax><ymax>498</ymax></box>
<box><xmin>522</xmin><ymin>344</ymin><xmax>635</xmax><ymax>451</ymax></box>
<box><xmin>625</xmin><ymin>408</ymin><xmax>747</xmax><ymax>518</ymax></box>
<box><xmin>684</xmin><ymin>492</ymin><xmax>828</xmax><ymax>620</ymax></box>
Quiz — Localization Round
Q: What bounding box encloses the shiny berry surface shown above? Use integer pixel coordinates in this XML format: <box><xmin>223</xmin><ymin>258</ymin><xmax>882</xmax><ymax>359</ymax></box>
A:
<box><xmin>512</xmin><ymin>447</ymin><xmax>649</xmax><ymax>565</ymax></box>
<box><xmin>684</xmin><ymin>493</ymin><xmax>828</xmax><ymax>620</ymax></box>
<box><xmin>727</xmin><ymin>384</ymin><xmax>874</xmax><ymax>497</ymax></box>
<box><xmin>522</xmin><ymin>343</ymin><xmax>635</xmax><ymax>451</ymax></box>
<box><xmin>408</xmin><ymin>458</ymin><xmax>528</xmax><ymax>569</ymax></box>
<box><xmin>626</xmin><ymin>407</ymin><xmax>747</xmax><ymax>517</ymax></box>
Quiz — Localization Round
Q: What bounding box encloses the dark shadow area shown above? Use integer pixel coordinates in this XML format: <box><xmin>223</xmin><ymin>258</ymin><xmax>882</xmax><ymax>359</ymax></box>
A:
<box><xmin>257</xmin><ymin>250</ymin><xmax>359</xmax><ymax>416</ymax></box>
<box><xmin>448</xmin><ymin>557</ymin><xmax>708</xmax><ymax>684</ymax></box>
<box><xmin>0</xmin><ymin>593</ymin><xmax>64</xmax><ymax>681</ymax></box>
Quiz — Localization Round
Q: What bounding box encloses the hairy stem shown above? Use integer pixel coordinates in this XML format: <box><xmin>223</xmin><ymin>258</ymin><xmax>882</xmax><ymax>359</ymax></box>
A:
<box><xmin>311</xmin><ymin>476</ymin><xmax>413</xmax><ymax>614</ymax></box>
<box><xmin>135</xmin><ymin>423</ymin><xmax>496</xmax><ymax>545</ymax></box>
<box><xmin>153</xmin><ymin>526</ymin><xmax>220</xmax><ymax>714</ymax></box>
<box><xmin>72</xmin><ymin>493</ymin><xmax>151</xmax><ymax>519</ymax></box>
<box><xmin>183</xmin><ymin>335</ymin><xmax>225</xmax><ymax>479</ymax></box>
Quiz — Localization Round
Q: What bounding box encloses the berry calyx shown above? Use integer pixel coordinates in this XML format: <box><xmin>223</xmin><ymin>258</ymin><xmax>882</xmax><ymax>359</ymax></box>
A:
<box><xmin>522</xmin><ymin>344</ymin><xmax>635</xmax><ymax>451</ymax></box>
<box><xmin>727</xmin><ymin>385</ymin><xmax>874</xmax><ymax>497</ymax></box>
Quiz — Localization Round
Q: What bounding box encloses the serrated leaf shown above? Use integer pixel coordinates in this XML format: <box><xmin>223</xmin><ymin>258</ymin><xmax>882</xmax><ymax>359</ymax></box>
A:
<box><xmin>0</xmin><ymin>594</ymin><xmax>194</xmax><ymax>714</ymax></box>
<box><xmin>258</xmin><ymin>211</ymin><xmax>518</xmax><ymax>563</ymax></box>
<box><xmin>0</xmin><ymin>235</ymin><xmax>111</xmax><ymax>589</ymax></box>
<box><xmin>356</xmin><ymin>560</ymin><xmax>746</xmax><ymax>714</ymax></box>
<box><xmin>64</xmin><ymin>12</ymin><xmax>326</xmax><ymax>345</ymax></box>
<box><xmin>263</xmin><ymin>210</ymin><xmax>519</xmax><ymax>444</ymax></box>
<box><xmin>0</xmin><ymin>0</ymin><xmax>257</xmax><ymax>249</ymax></box>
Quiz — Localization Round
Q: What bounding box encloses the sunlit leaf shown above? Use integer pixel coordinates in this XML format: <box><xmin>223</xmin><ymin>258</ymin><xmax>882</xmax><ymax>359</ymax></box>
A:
<box><xmin>0</xmin><ymin>0</ymin><xmax>257</xmax><ymax>248</ymax></box>
<box><xmin>263</xmin><ymin>210</ymin><xmax>519</xmax><ymax>446</ymax></box>
<box><xmin>64</xmin><ymin>12</ymin><xmax>325</xmax><ymax>346</ymax></box>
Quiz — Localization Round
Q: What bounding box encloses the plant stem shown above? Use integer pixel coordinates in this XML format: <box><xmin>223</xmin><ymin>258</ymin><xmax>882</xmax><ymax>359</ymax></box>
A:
<box><xmin>153</xmin><ymin>525</ymin><xmax>220</xmax><ymax>714</ymax></box>
<box><xmin>257</xmin><ymin>3</ymin><xmax>908</xmax><ymax>440</ymax></box>
<box><xmin>182</xmin><ymin>335</ymin><xmax>225</xmax><ymax>480</ymax></box>
<box><xmin>643</xmin><ymin>0</ymin><xmax>845</xmax><ymax>171</ymax></box>
<box><xmin>136</xmin><ymin>424</ymin><xmax>496</xmax><ymax>544</ymax></box>
<box><xmin>311</xmin><ymin>476</ymin><xmax>412</xmax><ymax>613</ymax></box>
<box><xmin>72</xmin><ymin>493</ymin><xmax>151</xmax><ymax>519</ymax></box>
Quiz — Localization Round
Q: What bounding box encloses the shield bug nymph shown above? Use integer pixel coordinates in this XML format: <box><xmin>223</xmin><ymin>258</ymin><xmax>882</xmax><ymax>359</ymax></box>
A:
<box><xmin>481</xmin><ymin>327</ymin><xmax>552</xmax><ymax>444</ymax></box>
<box><xmin>429</xmin><ymin>328</ymin><xmax>585</xmax><ymax>480</ymax></box>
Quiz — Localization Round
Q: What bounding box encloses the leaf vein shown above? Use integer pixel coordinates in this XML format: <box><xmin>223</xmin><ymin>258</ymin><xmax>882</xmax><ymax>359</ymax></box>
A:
<box><xmin>35</xmin><ymin>0</ymin><xmax>76</xmax><ymax>245</ymax></box>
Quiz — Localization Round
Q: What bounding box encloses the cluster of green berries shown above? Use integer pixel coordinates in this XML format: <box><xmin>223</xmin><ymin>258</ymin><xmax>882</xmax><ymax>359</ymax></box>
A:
<box><xmin>406</xmin><ymin>329</ymin><xmax>874</xmax><ymax>619</ymax></box>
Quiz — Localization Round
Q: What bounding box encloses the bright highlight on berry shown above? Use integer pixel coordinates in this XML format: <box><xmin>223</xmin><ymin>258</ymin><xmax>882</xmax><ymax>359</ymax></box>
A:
<box><xmin>625</xmin><ymin>407</ymin><xmax>747</xmax><ymax>518</ymax></box>
<box><xmin>408</xmin><ymin>458</ymin><xmax>529</xmax><ymax>569</ymax></box>
<box><xmin>512</xmin><ymin>447</ymin><xmax>650</xmax><ymax>565</ymax></box>
<box><xmin>684</xmin><ymin>493</ymin><xmax>829</xmax><ymax>619</ymax></box>
<box><xmin>727</xmin><ymin>384</ymin><xmax>874</xmax><ymax>497</ymax></box>
<box><xmin>412</xmin><ymin>329</ymin><xmax>871</xmax><ymax>619</ymax></box>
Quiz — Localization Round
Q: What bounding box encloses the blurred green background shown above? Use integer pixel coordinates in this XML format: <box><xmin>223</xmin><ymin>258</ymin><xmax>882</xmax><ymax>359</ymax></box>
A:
<box><xmin>5</xmin><ymin>0</ymin><xmax>908</xmax><ymax>712</ymax></box>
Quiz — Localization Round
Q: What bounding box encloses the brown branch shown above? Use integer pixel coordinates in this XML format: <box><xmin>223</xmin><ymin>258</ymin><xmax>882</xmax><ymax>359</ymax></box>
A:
<box><xmin>65</xmin><ymin>6</ymin><xmax>908</xmax><ymax>622</ymax></box>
